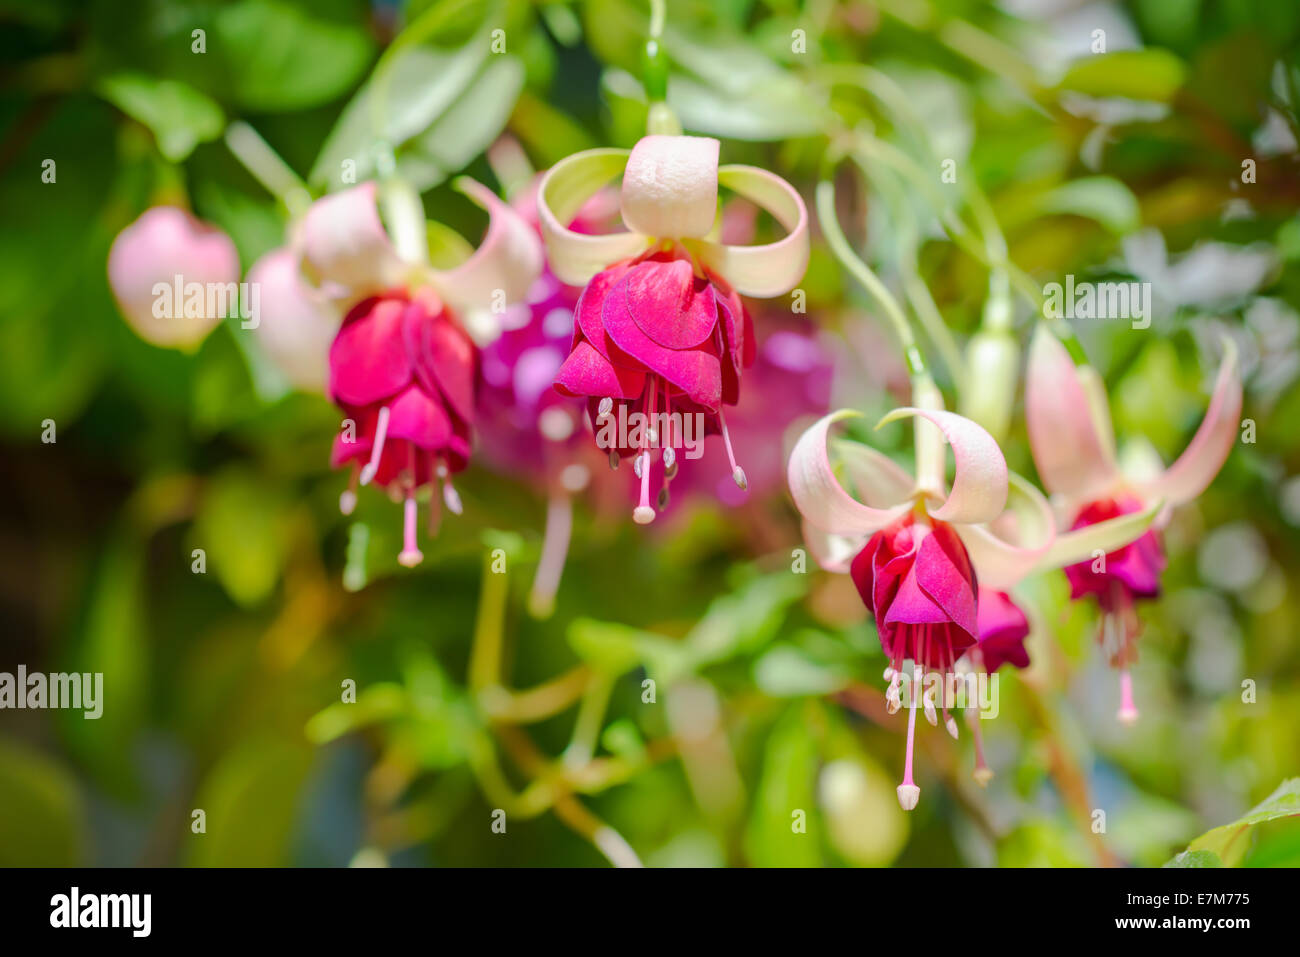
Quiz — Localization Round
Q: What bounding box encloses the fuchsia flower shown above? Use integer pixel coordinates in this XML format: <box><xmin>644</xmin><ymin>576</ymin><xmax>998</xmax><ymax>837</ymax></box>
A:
<box><xmin>789</xmin><ymin>402</ymin><xmax>1155</xmax><ymax>808</ymax></box>
<box><xmin>290</xmin><ymin>178</ymin><xmax>541</xmax><ymax>567</ymax></box>
<box><xmin>1025</xmin><ymin>327</ymin><xmax>1242</xmax><ymax>722</ymax></box>
<box><xmin>107</xmin><ymin>206</ymin><xmax>239</xmax><ymax>349</ymax></box>
<box><xmin>536</xmin><ymin>135</ymin><xmax>809</xmax><ymax>524</ymax></box>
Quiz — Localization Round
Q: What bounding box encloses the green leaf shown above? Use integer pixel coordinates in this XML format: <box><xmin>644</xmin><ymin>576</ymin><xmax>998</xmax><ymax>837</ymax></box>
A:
<box><xmin>186</xmin><ymin>736</ymin><xmax>314</xmax><ymax>866</ymax></box>
<box><xmin>753</xmin><ymin>643</ymin><xmax>851</xmax><ymax>697</ymax></box>
<box><xmin>0</xmin><ymin>738</ymin><xmax>88</xmax><ymax>866</ymax></box>
<box><xmin>1167</xmin><ymin>778</ymin><xmax>1300</xmax><ymax>867</ymax></box>
<box><xmin>214</xmin><ymin>0</ymin><xmax>374</xmax><ymax>112</ymax></box>
<box><xmin>1164</xmin><ymin>849</ymin><xmax>1224</xmax><ymax>868</ymax></box>
<box><xmin>669</xmin><ymin>73</ymin><xmax>826</xmax><ymax>141</ymax></box>
<box><xmin>1037</xmin><ymin>177</ymin><xmax>1141</xmax><ymax>235</ymax></box>
<box><xmin>683</xmin><ymin>571</ymin><xmax>806</xmax><ymax>667</ymax></box>
<box><xmin>744</xmin><ymin>704</ymin><xmax>822</xmax><ymax>867</ymax></box>
<box><xmin>1056</xmin><ymin>49</ymin><xmax>1187</xmax><ymax>103</ymax></box>
<box><xmin>397</xmin><ymin>55</ymin><xmax>526</xmax><ymax>191</ymax></box>
<box><xmin>308</xmin><ymin>24</ymin><xmax>492</xmax><ymax>188</ymax></box>
<box><xmin>190</xmin><ymin>466</ymin><xmax>292</xmax><ymax>607</ymax></box>
<box><xmin>566</xmin><ymin>618</ymin><xmax>688</xmax><ymax>679</ymax></box>
<box><xmin>58</xmin><ymin>531</ymin><xmax>148</xmax><ymax>794</ymax></box>
<box><xmin>97</xmin><ymin>73</ymin><xmax>224</xmax><ymax>162</ymax></box>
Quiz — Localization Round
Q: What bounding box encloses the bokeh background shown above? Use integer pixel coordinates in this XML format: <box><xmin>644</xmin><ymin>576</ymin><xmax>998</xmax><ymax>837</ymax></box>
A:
<box><xmin>2</xmin><ymin>0</ymin><xmax>1299</xmax><ymax>867</ymax></box>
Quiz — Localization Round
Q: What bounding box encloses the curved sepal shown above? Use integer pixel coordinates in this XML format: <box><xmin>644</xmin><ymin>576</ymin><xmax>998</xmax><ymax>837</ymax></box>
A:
<box><xmin>1025</xmin><ymin>326</ymin><xmax>1121</xmax><ymax>503</ymax></box>
<box><xmin>300</xmin><ymin>181</ymin><xmax>408</xmax><ymax>295</ymax></box>
<box><xmin>426</xmin><ymin>176</ymin><xmax>544</xmax><ymax>323</ymax></box>
<box><xmin>1036</xmin><ymin>498</ymin><xmax>1162</xmax><ymax>572</ymax></box>
<box><xmin>694</xmin><ymin>166</ymin><xmax>809</xmax><ymax>298</ymax></box>
<box><xmin>537</xmin><ymin>148</ymin><xmax>649</xmax><ymax>286</ymax></box>
<box><xmin>957</xmin><ymin>473</ymin><xmax>1056</xmax><ymax>589</ymax></box>
<box><xmin>876</xmin><ymin>408</ymin><xmax>1008</xmax><ymax>525</ymax></box>
<box><xmin>788</xmin><ymin>411</ymin><xmax>914</xmax><ymax>536</ymax></box>
<box><xmin>1136</xmin><ymin>337</ymin><xmax>1242</xmax><ymax>508</ymax></box>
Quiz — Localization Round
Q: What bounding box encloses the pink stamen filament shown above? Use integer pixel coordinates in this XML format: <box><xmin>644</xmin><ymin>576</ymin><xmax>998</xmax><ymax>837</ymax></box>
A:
<box><xmin>397</xmin><ymin>493</ymin><xmax>423</xmax><ymax>567</ymax></box>
<box><xmin>439</xmin><ymin>459</ymin><xmax>463</xmax><ymax>515</ymax></box>
<box><xmin>897</xmin><ymin>656</ymin><xmax>922</xmax><ymax>811</ymax></box>
<box><xmin>717</xmin><ymin>406</ymin><xmax>746</xmax><ymax>490</ymax></box>
<box><xmin>1118</xmin><ymin>669</ymin><xmax>1139</xmax><ymax>725</ymax></box>
<box><xmin>360</xmin><ymin>405</ymin><xmax>391</xmax><ymax>486</ymax></box>
<box><xmin>339</xmin><ymin>464</ymin><xmax>359</xmax><ymax>515</ymax></box>
<box><xmin>528</xmin><ymin>492</ymin><xmax>573</xmax><ymax>619</ymax></box>
<box><xmin>633</xmin><ymin>378</ymin><xmax>657</xmax><ymax>524</ymax></box>
<box><xmin>969</xmin><ymin>709</ymin><xmax>993</xmax><ymax>786</ymax></box>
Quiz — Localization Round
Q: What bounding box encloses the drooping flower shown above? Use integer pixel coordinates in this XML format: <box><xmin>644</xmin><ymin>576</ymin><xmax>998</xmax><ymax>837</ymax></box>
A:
<box><xmin>789</xmin><ymin>402</ymin><xmax>1154</xmax><ymax>808</ymax></box>
<box><xmin>294</xmin><ymin>178</ymin><xmax>542</xmax><ymax>567</ymax></box>
<box><xmin>474</xmin><ymin>165</ymin><xmax>622</xmax><ymax>615</ymax></box>
<box><xmin>537</xmin><ymin>134</ymin><xmax>809</xmax><ymax>524</ymax></box>
<box><xmin>107</xmin><ymin>206</ymin><xmax>239</xmax><ymax>349</ymax></box>
<box><xmin>1025</xmin><ymin>326</ymin><xmax>1242</xmax><ymax>722</ymax></box>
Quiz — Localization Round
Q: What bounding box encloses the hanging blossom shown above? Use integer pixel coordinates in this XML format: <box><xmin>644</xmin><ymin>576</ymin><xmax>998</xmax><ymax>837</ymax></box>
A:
<box><xmin>108</xmin><ymin>206</ymin><xmax>240</xmax><ymax>350</ymax></box>
<box><xmin>788</xmin><ymin>401</ymin><xmax>1158</xmax><ymax>809</ymax></box>
<box><xmin>475</xmin><ymin>170</ymin><xmax>620</xmax><ymax>615</ymax></box>
<box><xmin>535</xmin><ymin>134</ymin><xmax>810</xmax><ymax>524</ymax></box>
<box><xmin>1024</xmin><ymin>326</ymin><xmax>1242</xmax><ymax>723</ymax></box>
<box><xmin>277</xmin><ymin>177</ymin><xmax>542</xmax><ymax>567</ymax></box>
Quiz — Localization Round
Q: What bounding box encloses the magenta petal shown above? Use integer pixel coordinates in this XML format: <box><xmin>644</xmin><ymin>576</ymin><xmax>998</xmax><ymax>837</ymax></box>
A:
<box><xmin>555</xmin><ymin>340</ymin><xmax>646</xmax><ymax>399</ymax></box>
<box><xmin>329</xmin><ymin>298</ymin><xmax>412</xmax><ymax>406</ymax></box>
<box><xmin>884</xmin><ymin>563</ymin><xmax>950</xmax><ymax>626</ymax></box>
<box><xmin>576</xmin><ymin>262</ymin><xmax>634</xmax><ymax>361</ymax></box>
<box><xmin>404</xmin><ymin>301</ymin><xmax>476</xmax><ymax>425</ymax></box>
<box><xmin>331</xmin><ymin>427</ymin><xmax>370</xmax><ymax>467</ymax></box>
<box><xmin>715</xmin><ymin>295</ymin><xmax>742</xmax><ymax>405</ymax></box>
<box><xmin>976</xmin><ymin>589</ymin><xmax>1030</xmax><ymax>672</ymax></box>
<box><xmin>602</xmin><ymin>270</ymin><xmax>722</xmax><ymax>408</ymax></box>
<box><xmin>386</xmin><ymin>385</ymin><xmax>453</xmax><ymax>450</ymax></box>
<box><xmin>624</xmin><ymin>259</ymin><xmax>718</xmax><ymax>350</ymax></box>
<box><xmin>896</xmin><ymin>527</ymin><xmax>978</xmax><ymax>638</ymax></box>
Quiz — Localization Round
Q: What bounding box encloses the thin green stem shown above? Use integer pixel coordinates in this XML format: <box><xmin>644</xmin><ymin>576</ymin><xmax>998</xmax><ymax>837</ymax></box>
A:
<box><xmin>469</xmin><ymin>548</ymin><xmax>509</xmax><ymax>696</ymax></box>
<box><xmin>815</xmin><ymin>176</ymin><xmax>926</xmax><ymax>379</ymax></box>
<box><xmin>648</xmin><ymin>0</ymin><xmax>665</xmax><ymax>38</ymax></box>
<box><xmin>562</xmin><ymin>672</ymin><xmax>615</xmax><ymax>769</ymax></box>
<box><xmin>224</xmin><ymin>121</ymin><xmax>311</xmax><ymax>216</ymax></box>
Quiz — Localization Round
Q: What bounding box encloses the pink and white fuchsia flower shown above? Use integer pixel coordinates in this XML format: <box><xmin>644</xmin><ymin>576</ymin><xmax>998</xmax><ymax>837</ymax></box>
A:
<box><xmin>536</xmin><ymin>134</ymin><xmax>809</xmax><ymax>524</ymax></box>
<box><xmin>788</xmin><ymin>403</ymin><xmax>1157</xmax><ymax>809</ymax></box>
<box><xmin>1024</xmin><ymin>327</ymin><xmax>1242</xmax><ymax>723</ymax></box>
<box><xmin>282</xmin><ymin>178</ymin><xmax>541</xmax><ymax>567</ymax></box>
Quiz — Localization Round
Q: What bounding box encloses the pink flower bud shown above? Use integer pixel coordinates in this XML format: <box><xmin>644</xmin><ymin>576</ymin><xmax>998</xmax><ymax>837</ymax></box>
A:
<box><xmin>107</xmin><ymin>206</ymin><xmax>239</xmax><ymax>350</ymax></box>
